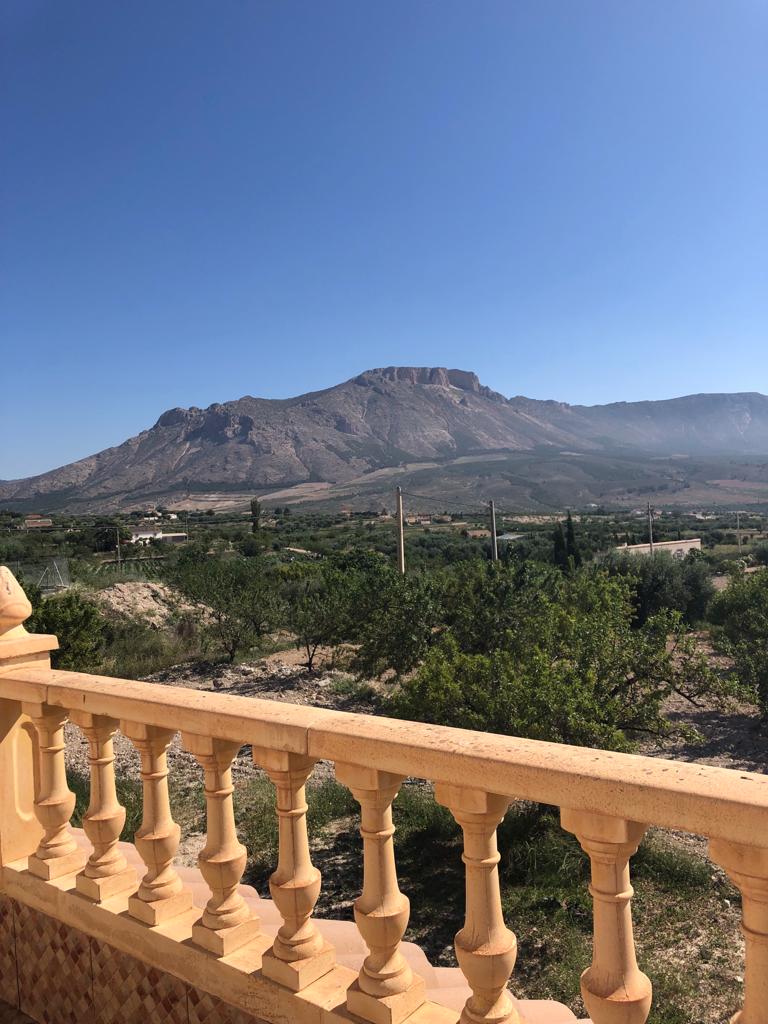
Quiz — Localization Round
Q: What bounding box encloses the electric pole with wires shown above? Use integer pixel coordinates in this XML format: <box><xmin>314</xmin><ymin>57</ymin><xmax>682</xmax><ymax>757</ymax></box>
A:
<box><xmin>489</xmin><ymin>500</ymin><xmax>498</xmax><ymax>561</ymax></box>
<box><xmin>396</xmin><ymin>486</ymin><xmax>406</xmax><ymax>574</ymax></box>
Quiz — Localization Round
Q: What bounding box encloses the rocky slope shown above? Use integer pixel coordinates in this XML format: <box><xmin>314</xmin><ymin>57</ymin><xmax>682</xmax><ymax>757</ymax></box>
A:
<box><xmin>2</xmin><ymin>368</ymin><xmax>768</xmax><ymax>510</ymax></box>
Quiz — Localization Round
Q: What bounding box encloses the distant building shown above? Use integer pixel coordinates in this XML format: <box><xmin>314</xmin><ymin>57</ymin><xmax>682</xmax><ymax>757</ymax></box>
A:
<box><xmin>615</xmin><ymin>538</ymin><xmax>701</xmax><ymax>559</ymax></box>
<box><xmin>129</xmin><ymin>528</ymin><xmax>188</xmax><ymax>546</ymax></box>
<box><xmin>23</xmin><ymin>515</ymin><xmax>53</xmax><ymax>530</ymax></box>
<box><xmin>467</xmin><ymin>528</ymin><xmax>491</xmax><ymax>539</ymax></box>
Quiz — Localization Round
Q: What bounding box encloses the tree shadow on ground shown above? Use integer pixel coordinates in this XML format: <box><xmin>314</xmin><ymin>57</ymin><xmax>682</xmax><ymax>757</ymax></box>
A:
<box><xmin>660</xmin><ymin>700</ymin><xmax>767</xmax><ymax>771</ymax></box>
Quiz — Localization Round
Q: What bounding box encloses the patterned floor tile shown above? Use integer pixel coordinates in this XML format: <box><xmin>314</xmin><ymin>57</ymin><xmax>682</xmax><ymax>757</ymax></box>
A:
<box><xmin>14</xmin><ymin>903</ymin><xmax>93</xmax><ymax>1024</ymax></box>
<box><xmin>0</xmin><ymin>896</ymin><xmax>18</xmax><ymax>1007</ymax></box>
<box><xmin>0</xmin><ymin>1000</ymin><xmax>34</xmax><ymax>1023</ymax></box>
<box><xmin>91</xmin><ymin>940</ymin><xmax>187</xmax><ymax>1024</ymax></box>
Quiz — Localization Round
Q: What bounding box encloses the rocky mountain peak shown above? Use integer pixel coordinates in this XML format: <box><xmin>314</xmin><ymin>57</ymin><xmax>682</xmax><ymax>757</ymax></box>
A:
<box><xmin>355</xmin><ymin>366</ymin><xmax>476</xmax><ymax>389</ymax></box>
<box><xmin>3</xmin><ymin>370</ymin><xmax>768</xmax><ymax>513</ymax></box>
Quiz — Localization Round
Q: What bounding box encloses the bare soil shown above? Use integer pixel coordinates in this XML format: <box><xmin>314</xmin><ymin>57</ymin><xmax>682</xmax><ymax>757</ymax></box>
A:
<box><xmin>95</xmin><ymin>580</ymin><xmax>192</xmax><ymax>627</ymax></box>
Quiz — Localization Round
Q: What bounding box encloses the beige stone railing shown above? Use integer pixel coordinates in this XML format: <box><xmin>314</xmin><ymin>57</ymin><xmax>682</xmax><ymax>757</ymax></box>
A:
<box><xmin>1</xmin><ymin>565</ymin><xmax>767</xmax><ymax>1024</ymax></box>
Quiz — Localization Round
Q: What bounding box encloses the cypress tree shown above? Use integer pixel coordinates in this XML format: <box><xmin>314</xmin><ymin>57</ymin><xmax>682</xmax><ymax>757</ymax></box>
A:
<box><xmin>553</xmin><ymin>522</ymin><xmax>568</xmax><ymax>571</ymax></box>
<box><xmin>565</xmin><ymin>511</ymin><xmax>582</xmax><ymax>568</ymax></box>
<box><xmin>250</xmin><ymin>497</ymin><xmax>261</xmax><ymax>535</ymax></box>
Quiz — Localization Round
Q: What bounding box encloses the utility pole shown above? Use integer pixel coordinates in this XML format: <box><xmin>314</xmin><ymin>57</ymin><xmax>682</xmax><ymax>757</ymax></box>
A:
<box><xmin>489</xmin><ymin>500</ymin><xmax>498</xmax><ymax>562</ymax></box>
<box><xmin>115</xmin><ymin>527</ymin><xmax>122</xmax><ymax>571</ymax></box>
<box><xmin>736</xmin><ymin>510</ymin><xmax>742</xmax><ymax>554</ymax></box>
<box><xmin>396</xmin><ymin>486</ymin><xmax>406</xmax><ymax>574</ymax></box>
<box><xmin>647</xmin><ymin>501</ymin><xmax>654</xmax><ymax>555</ymax></box>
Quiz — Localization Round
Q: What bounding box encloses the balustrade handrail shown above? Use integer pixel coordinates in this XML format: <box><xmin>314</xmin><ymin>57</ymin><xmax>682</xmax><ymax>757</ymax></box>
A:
<box><xmin>2</xmin><ymin>663</ymin><xmax>767</xmax><ymax>847</ymax></box>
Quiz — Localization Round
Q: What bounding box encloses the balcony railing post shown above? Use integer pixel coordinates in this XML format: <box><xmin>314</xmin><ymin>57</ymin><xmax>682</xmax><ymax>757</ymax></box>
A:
<box><xmin>336</xmin><ymin>763</ymin><xmax>426</xmax><ymax>1024</ymax></box>
<box><xmin>121</xmin><ymin>721</ymin><xmax>192</xmax><ymax>925</ymax></box>
<box><xmin>709</xmin><ymin>840</ymin><xmax>768</xmax><ymax>1024</ymax></box>
<box><xmin>0</xmin><ymin>566</ymin><xmax>56</xmax><ymax>866</ymax></box>
<box><xmin>561</xmin><ymin>809</ymin><xmax>651</xmax><ymax>1024</ymax></box>
<box><xmin>22</xmin><ymin>702</ymin><xmax>85</xmax><ymax>880</ymax></box>
<box><xmin>181</xmin><ymin>733</ymin><xmax>260</xmax><ymax>955</ymax></box>
<box><xmin>435</xmin><ymin>784</ymin><xmax>519</xmax><ymax>1024</ymax></box>
<box><xmin>252</xmin><ymin>746</ymin><xmax>335</xmax><ymax>992</ymax></box>
<box><xmin>70</xmin><ymin>711</ymin><xmax>136</xmax><ymax>901</ymax></box>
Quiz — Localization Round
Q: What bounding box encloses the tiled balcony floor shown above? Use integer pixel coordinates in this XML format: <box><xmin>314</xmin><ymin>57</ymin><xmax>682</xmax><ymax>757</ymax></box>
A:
<box><xmin>0</xmin><ymin>1001</ymin><xmax>33</xmax><ymax>1023</ymax></box>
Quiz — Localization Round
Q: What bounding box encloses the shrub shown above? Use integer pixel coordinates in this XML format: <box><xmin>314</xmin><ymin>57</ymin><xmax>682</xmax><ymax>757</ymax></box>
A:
<box><xmin>28</xmin><ymin>590</ymin><xmax>106</xmax><ymax>671</ymax></box>
<box><xmin>391</xmin><ymin>569</ymin><xmax>730</xmax><ymax>750</ymax></box>
<box><xmin>351</xmin><ymin>568</ymin><xmax>444</xmax><ymax>679</ymax></box>
<box><xmin>710</xmin><ymin>569</ymin><xmax>768</xmax><ymax>714</ymax></box>
<box><xmin>603</xmin><ymin>551</ymin><xmax>714</xmax><ymax>626</ymax></box>
<box><xmin>170</xmin><ymin>551</ymin><xmax>280</xmax><ymax>662</ymax></box>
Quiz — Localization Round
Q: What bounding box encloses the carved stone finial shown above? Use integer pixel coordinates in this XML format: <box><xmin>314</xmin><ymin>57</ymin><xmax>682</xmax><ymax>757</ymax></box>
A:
<box><xmin>0</xmin><ymin>566</ymin><xmax>32</xmax><ymax>638</ymax></box>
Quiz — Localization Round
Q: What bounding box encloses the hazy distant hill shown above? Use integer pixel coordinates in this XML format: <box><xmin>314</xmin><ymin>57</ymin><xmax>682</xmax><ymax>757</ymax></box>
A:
<box><xmin>3</xmin><ymin>367</ymin><xmax>768</xmax><ymax>511</ymax></box>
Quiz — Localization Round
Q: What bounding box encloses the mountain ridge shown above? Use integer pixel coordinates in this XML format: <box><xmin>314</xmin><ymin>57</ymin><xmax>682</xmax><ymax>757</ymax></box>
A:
<box><xmin>3</xmin><ymin>368</ymin><xmax>768</xmax><ymax>511</ymax></box>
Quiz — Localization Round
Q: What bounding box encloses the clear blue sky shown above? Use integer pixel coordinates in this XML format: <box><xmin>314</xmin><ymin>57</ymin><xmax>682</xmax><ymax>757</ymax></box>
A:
<box><xmin>2</xmin><ymin>1</ymin><xmax>766</xmax><ymax>478</ymax></box>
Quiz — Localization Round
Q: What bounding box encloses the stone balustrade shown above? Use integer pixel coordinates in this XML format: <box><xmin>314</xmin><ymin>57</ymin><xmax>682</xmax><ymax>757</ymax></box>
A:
<box><xmin>1</xmin><ymin>565</ymin><xmax>767</xmax><ymax>1024</ymax></box>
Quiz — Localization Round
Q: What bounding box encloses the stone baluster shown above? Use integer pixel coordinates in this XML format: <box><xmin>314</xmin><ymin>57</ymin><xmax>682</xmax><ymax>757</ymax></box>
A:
<box><xmin>181</xmin><ymin>733</ymin><xmax>260</xmax><ymax>954</ymax></box>
<box><xmin>561</xmin><ymin>809</ymin><xmax>651</xmax><ymax>1024</ymax></box>
<box><xmin>22</xmin><ymin>702</ymin><xmax>85</xmax><ymax>880</ymax></box>
<box><xmin>709</xmin><ymin>839</ymin><xmax>768</xmax><ymax>1024</ymax></box>
<box><xmin>69</xmin><ymin>711</ymin><xmax>136</xmax><ymax>901</ymax></box>
<box><xmin>336</xmin><ymin>764</ymin><xmax>426</xmax><ymax>1024</ymax></box>
<box><xmin>435</xmin><ymin>784</ymin><xmax>519</xmax><ymax>1024</ymax></box>
<box><xmin>121</xmin><ymin>721</ymin><xmax>192</xmax><ymax>925</ymax></box>
<box><xmin>252</xmin><ymin>746</ymin><xmax>335</xmax><ymax>991</ymax></box>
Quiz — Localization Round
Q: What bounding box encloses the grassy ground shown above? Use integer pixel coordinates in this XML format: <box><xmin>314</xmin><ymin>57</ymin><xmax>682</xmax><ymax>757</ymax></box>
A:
<box><xmin>67</xmin><ymin>773</ymin><xmax>743</xmax><ymax>1024</ymax></box>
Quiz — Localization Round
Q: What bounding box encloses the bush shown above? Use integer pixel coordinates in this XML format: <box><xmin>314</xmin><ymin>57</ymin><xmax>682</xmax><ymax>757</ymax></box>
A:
<box><xmin>170</xmin><ymin>550</ymin><xmax>280</xmax><ymax>662</ymax></box>
<box><xmin>603</xmin><ymin>551</ymin><xmax>714</xmax><ymax>626</ymax></box>
<box><xmin>28</xmin><ymin>591</ymin><xmax>106</xmax><ymax>671</ymax></box>
<box><xmin>391</xmin><ymin>568</ymin><xmax>729</xmax><ymax>750</ymax></box>
<box><xmin>281</xmin><ymin>564</ymin><xmax>352</xmax><ymax>671</ymax></box>
<box><xmin>351</xmin><ymin>568</ymin><xmax>444</xmax><ymax>679</ymax></box>
<box><xmin>710</xmin><ymin>569</ymin><xmax>768</xmax><ymax>714</ymax></box>
<box><xmin>99</xmin><ymin>615</ymin><xmax>196</xmax><ymax>678</ymax></box>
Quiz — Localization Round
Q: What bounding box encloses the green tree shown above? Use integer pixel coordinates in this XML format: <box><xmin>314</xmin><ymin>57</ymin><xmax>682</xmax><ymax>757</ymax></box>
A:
<box><xmin>604</xmin><ymin>551</ymin><xmax>714</xmax><ymax>626</ymax></box>
<box><xmin>440</xmin><ymin>560</ymin><xmax>553</xmax><ymax>654</ymax></box>
<box><xmin>171</xmin><ymin>552</ymin><xmax>279</xmax><ymax>663</ymax></box>
<box><xmin>352</xmin><ymin>569</ymin><xmax>444</xmax><ymax>679</ymax></box>
<box><xmin>710</xmin><ymin>570</ymin><xmax>768</xmax><ymax>716</ymax></box>
<box><xmin>391</xmin><ymin>568</ymin><xmax>732</xmax><ymax>751</ymax></box>
<box><xmin>283</xmin><ymin>565</ymin><xmax>351</xmax><ymax>672</ymax></box>
<box><xmin>250</xmin><ymin>498</ymin><xmax>261</xmax><ymax>535</ymax></box>
<box><xmin>28</xmin><ymin>591</ymin><xmax>106</xmax><ymax>671</ymax></box>
<box><xmin>92</xmin><ymin>520</ymin><xmax>131</xmax><ymax>554</ymax></box>
<box><xmin>552</xmin><ymin>522</ymin><xmax>568</xmax><ymax>572</ymax></box>
<box><xmin>565</xmin><ymin>511</ymin><xmax>582</xmax><ymax>568</ymax></box>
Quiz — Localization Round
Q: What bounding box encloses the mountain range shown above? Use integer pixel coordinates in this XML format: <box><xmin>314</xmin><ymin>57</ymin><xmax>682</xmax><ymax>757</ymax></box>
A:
<box><xmin>3</xmin><ymin>367</ymin><xmax>768</xmax><ymax>512</ymax></box>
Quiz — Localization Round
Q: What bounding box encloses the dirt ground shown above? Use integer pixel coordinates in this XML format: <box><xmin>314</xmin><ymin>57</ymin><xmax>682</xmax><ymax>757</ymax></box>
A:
<box><xmin>641</xmin><ymin>690</ymin><xmax>767</xmax><ymax>773</ymax></box>
<box><xmin>95</xmin><ymin>580</ymin><xmax>193</xmax><ymax>626</ymax></box>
